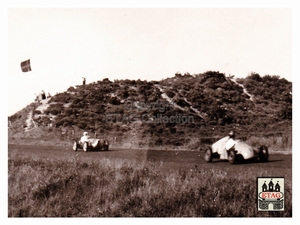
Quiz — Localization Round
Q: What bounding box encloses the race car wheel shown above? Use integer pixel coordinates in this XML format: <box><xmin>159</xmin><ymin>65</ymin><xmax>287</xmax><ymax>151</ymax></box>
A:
<box><xmin>103</xmin><ymin>145</ymin><xmax>109</xmax><ymax>151</ymax></box>
<box><xmin>73</xmin><ymin>141</ymin><xmax>78</xmax><ymax>151</ymax></box>
<box><xmin>204</xmin><ymin>147</ymin><xmax>213</xmax><ymax>162</ymax></box>
<box><xmin>258</xmin><ymin>145</ymin><xmax>269</xmax><ymax>162</ymax></box>
<box><xmin>228</xmin><ymin>149</ymin><xmax>236</xmax><ymax>164</ymax></box>
<box><xmin>83</xmin><ymin>142</ymin><xmax>88</xmax><ymax>152</ymax></box>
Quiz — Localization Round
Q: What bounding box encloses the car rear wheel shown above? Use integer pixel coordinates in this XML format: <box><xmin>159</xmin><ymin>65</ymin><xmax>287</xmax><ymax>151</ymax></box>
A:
<box><xmin>83</xmin><ymin>142</ymin><xmax>88</xmax><ymax>152</ymax></box>
<box><xmin>103</xmin><ymin>145</ymin><xmax>109</xmax><ymax>151</ymax></box>
<box><xmin>258</xmin><ymin>145</ymin><xmax>269</xmax><ymax>162</ymax></box>
<box><xmin>73</xmin><ymin>141</ymin><xmax>78</xmax><ymax>151</ymax></box>
<box><xmin>204</xmin><ymin>147</ymin><xmax>213</xmax><ymax>162</ymax></box>
<box><xmin>228</xmin><ymin>149</ymin><xmax>236</xmax><ymax>164</ymax></box>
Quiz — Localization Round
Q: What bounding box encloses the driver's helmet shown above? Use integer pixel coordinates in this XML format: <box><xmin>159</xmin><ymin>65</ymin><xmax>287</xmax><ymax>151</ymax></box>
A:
<box><xmin>83</xmin><ymin>131</ymin><xmax>88</xmax><ymax>136</ymax></box>
<box><xmin>229</xmin><ymin>131</ymin><xmax>235</xmax><ymax>138</ymax></box>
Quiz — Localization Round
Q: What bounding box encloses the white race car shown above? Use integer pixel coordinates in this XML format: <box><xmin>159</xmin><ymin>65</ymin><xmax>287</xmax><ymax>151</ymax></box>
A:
<box><xmin>204</xmin><ymin>136</ymin><xmax>268</xmax><ymax>164</ymax></box>
<box><xmin>73</xmin><ymin>138</ymin><xmax>109</xmax><ymax>152</ymax></box>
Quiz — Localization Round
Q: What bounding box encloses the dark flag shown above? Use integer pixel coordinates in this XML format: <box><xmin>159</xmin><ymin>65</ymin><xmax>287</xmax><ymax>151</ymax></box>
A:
<box><xmin>21</xmin><ymin>59</ymin><xmax>31</xmax><ymax>72</ymax></box>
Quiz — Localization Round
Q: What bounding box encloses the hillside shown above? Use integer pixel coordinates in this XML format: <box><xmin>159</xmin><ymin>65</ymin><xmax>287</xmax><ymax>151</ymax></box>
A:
<box><xmin>8</xmin><ymin>71</ymin><xmax>292</xmax><ymax>149</ymax></box>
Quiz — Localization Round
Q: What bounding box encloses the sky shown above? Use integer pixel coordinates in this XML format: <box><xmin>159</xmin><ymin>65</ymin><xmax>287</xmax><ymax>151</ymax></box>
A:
<box><xmin>6</xmin><ymin>5</ymin><xmax>294</xmax><ymax>116</ymax></box>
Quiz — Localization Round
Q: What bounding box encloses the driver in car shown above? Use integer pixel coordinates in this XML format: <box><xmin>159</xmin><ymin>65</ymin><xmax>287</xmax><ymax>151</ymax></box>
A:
<box><xmin>225</xmin><ymin>131</ymin><xmax>236</xmax><ymax>151</ymax></box>
<box><xmin>80</xmin><ymin>131</ymin><xmax>90</xmax><ymax>144</ymax></box>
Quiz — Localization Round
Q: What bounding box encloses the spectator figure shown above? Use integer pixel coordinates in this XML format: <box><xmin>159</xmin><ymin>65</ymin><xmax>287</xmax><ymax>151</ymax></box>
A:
<box><xmin>34</xmin><ymin>93</ymin><xmax>39</xmax><ymax>102</ymax></box>
<box><xmin>41</xmin><ymin>90</ymin><xmax>46</xmax><ymax>100</ymax></box>
<box><xmin>82</xmin><ymin>77</ymin><xmax>86</xmax><ymax>85</ymax></box>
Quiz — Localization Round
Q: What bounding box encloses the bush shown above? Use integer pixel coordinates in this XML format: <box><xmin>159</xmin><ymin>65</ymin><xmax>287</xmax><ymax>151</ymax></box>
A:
<box><xmin>67</xmin><ymin>86</ymin><xmax>76</xmax><ymax>92</ymax></box>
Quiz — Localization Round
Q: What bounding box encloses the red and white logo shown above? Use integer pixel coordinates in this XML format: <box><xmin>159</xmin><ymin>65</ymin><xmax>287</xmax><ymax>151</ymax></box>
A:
<box><xmin>257</xmin><ymin>177</ymin><xmax>284</xmax><ymax>211</ymax></box>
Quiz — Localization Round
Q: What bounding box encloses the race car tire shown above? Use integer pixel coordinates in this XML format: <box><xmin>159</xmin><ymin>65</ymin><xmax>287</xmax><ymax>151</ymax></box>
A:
<box><xmin>228</xmin><ymin>149</ymin><xmax>236</xmax><ymax>164</ymax></box>
<box><xmin>103</xmin><ymin>145</ymin><xmax>109</xmax><ymax>151</ymax></box>
<box><xmin>258</xmin><ymin>145</ymin><xmax>269</xmax><ymax>162</ymax></box>
<box><xmin>204</xmin><ymin>147</ymin><xmax>213</xmax><ymax>162</ymax></box>
<box><xmin>83</xmin><ymin>142</ymin><xmax>88</xmax><ymax>152</ymax></box>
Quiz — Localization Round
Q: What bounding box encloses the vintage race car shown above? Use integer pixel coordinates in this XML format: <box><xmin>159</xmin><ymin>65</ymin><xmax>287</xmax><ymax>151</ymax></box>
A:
<box><xmin>204</xmin><ymin>136</ymin><xmax>268</xmax><ymax>164</ymax></box>
<box><xmin>73</xmin><ymin>138</ymin><xmax>109</xmax><ymax>152</ymax></box>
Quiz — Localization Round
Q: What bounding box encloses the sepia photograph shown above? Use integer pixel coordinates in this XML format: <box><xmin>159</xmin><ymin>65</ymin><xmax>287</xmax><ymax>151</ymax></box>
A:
<box><xmin>4</xmin><ymin>0</ymin><xmax>298</xmax><ymax>222</ymax></box>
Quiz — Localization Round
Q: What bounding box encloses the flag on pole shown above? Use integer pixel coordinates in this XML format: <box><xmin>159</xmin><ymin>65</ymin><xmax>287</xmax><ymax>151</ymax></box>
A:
<box><xmin>21</xmin><ymin>59</ymin><xmax>31</xmax><ymax>72</ymax></box>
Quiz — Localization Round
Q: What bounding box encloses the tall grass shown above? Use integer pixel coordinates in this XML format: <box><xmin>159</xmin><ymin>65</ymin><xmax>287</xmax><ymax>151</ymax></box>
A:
<box><xmin>8</xmin><ymin>154</ymin><xmax>292</xmax><ymax>217</ymax></box>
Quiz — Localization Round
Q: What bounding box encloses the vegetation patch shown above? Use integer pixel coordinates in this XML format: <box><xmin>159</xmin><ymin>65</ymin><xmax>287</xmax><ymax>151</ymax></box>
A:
<box><xmin>8</xmin><ymin>71</ymin><xmax>292</xmax><ymax>151</ymax></box>
<box><xmin>8</xmin><ymin>153</ymin><xmax>292</xmax><ymax>217</ymax></box>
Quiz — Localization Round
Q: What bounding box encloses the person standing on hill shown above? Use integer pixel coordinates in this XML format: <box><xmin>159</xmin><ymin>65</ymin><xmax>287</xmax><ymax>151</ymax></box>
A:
<box><xmin>41</xmin><ymin>90</ymin><xmax>46</xmax><ymax>100</ymax></box>
<box><xmin>82</xmin><ymin>77</ymin><xmax>86</xmax><ymax>86</ymax></box>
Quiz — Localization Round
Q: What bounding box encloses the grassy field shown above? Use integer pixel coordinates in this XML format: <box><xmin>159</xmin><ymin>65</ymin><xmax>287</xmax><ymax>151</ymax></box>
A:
<box><xmin>8</xmin><ymin>147</ymin><xmax>292</xmax><ymax>217</ymax></box>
